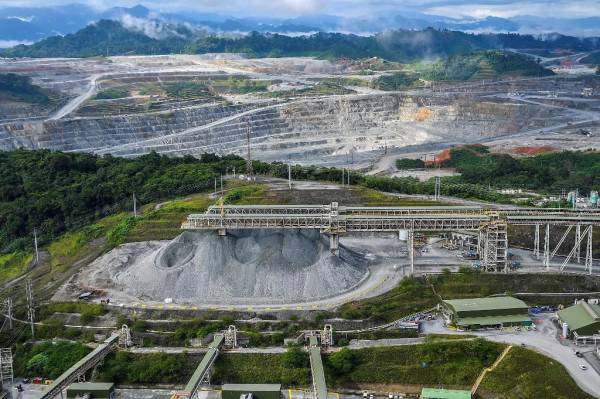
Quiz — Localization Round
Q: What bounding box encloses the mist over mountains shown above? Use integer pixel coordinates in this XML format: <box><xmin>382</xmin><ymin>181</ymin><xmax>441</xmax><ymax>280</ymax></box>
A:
<box><xmin>2</xmin><ymin>2</ymin><xmax>600</xmax><ymax>47</ymax></box>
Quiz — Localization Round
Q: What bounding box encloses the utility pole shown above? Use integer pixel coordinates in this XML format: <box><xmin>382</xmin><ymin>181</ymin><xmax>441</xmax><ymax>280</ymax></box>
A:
<box><xmin>347</xmin><ymin>169</ymin><xmax>350</xmax><ymax>186</ymax></box>
<box><xmin>233</xmin><ymin>166</ymin><xmax>236</xmax><ymax>179</ymax></box>
<box><xmin>214</xmin><ymin>178</ymin><xmax>217</xmax><ymax>195</ymax></box>
<box><xmin>132</xmin><ymin>193</ymin><xmax>137</xmax><ymax>218</ymax></box>
<box><xmin>220</xmin><ymin>174</ymin><xmax>223</xmax><ymax>194</ymax></box>
<box><xmin>246</xmin><ymin>120</ymin><xmax>253</xmax><ymax>178</ymax></box>
<box><xmin>33</xmin><ymin>228</ymin><xmax>39</xmax><ymax>265</ymax></box>
<box><xmin>3</xmin><ymin>298</ymin><xmax>12</xmax><ymax>330</ymax></box>
<box><xmin>341</xmin><ymin>168</ymin><xmax>345</xmax><ymax>187</ymax></box>
<box><xmin>288</xmin><ymin>164</ymin><xmax>292</xmax><ymax>189</ymax></box>
<box><xmin>26</xmin><ymin>279</ymin><xmax>35</xmax><ymax>339</ymax></box>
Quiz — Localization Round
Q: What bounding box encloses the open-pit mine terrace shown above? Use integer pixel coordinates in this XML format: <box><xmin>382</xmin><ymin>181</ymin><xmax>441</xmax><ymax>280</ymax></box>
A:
<box><xmin>1</xmin><ymin>55</ymin><xmax>599</xmax><ymax>168</ymax></box>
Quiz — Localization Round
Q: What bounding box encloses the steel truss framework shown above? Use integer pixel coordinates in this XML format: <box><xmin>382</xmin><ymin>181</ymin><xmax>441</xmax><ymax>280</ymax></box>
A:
<box><xmin>183</xmin><ymin>203</ymin><xmax>600</xmax><ymax>273</ymax></box>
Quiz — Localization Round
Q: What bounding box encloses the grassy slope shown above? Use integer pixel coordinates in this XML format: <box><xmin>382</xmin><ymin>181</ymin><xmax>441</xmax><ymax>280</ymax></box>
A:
<box><xmin>337</xmin><ymin>270</ymin><xmax>600</xmax><ymax>322</ymax></box>
<box><xmin>479</xmin><ymin>347</ymin><xmax>594</xmax><ymax>399</ymax></box>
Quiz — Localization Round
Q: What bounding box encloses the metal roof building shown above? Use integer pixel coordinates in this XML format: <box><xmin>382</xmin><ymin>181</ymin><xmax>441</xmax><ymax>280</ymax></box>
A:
<box><xmin>222</xmin><ymin>384</ymin><xmax>282</xmax><ymax>399</ymax></box>
<box><xmin>421</xmin><ymin>388</ymin><xmax>472</xmax><ymax>399</ymax></box>
<box><xmin>66</xmin><ymin>383</ymin><xmax>115</xmax><ymax>399</ymax></box>
<box><xmin>442</xmin><ymin>296</ymin><xmax>531</xmax><ymax>330</ymax></box>
<box><xmin>558</xmin><ymin>302</ymin><xmax>600</xmax><ymax>337</ymax></box>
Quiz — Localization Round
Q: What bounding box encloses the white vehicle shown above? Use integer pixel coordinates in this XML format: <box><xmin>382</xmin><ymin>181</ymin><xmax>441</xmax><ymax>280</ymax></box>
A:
<box><xmin>579</xmin><ymin>364</ymin><xmax>588</xmax><ymax>370</ymax></box>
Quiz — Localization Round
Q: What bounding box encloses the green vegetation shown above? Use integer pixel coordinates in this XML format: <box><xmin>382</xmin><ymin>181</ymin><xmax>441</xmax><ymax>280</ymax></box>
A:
<box><xmin>0</xmin><ymin>150</ymin><xmax>244</xmax><ymax>253</ymax></box>
<box><xmin>0</xmin><ymin>251</ymin><xmax>32</xmax><ymax>283</ymax></box>
<box><xmin>164</xmin><ymin>82</ymin><xmax>212</xmax><ymax>99</ymax></box>
<box><xmin>337</xmin><ymin>277</ymin><xmax>436</xmax><ymax>322</ymax></box>
<box><xmin>371</xmin><ymin>51</ymin><xmax>551</xmax><ymax>91</ymax></box>
<box><xmin>94</xmin><ymin>87</ymin><xmax>129</xmax><ymax>99</ymax></box>
<box><xmin>441</xmin><ymin>145</ymin><xmax>600</xmax><ymax>194</ymax></box>
<box><xmin>418</xmin><ymin>51</ymin><xmax>552</xmax><ymax>81</ymax></box>
<box><xmin>0</xmin><ymin>73</ymin><xmax>50</xmax><ymax>104</ymax></box>
<box><xmin>215</xmin><ymin>351</ymin><xmax>311</xmax><ymax>386</ymax></box>
<box><xmin>340</xmin><ymin>270</ymin><xmax>600</xmax><ymax>322</ymax></box>
<box><xmin>14</xmin><ymin>341</ymin><xmax>90</xmax><ymax>379</ymax></box>
<box><xmin>98</xmin><ymin>351</ymin><xmax>189</xmax><ymax>384</ymax></box>
<box><xmin>396</xmin><ymin>158</ymin><xmax>426</xmax><ymax>169</ymax></box>
<box><xmin>5</xmin><ymin>22</ymin><xmax>599</xmax><ymax>61</ymax></box>
<box><xmin>266</xmin><ymin>82</ymin><xmax>355</xmax><ymax>98</ymax></box>
<box><xmin>325</xmin><ymin>339</ymin><xmax>502</xmax><ymax>387</ymax></box>
<box><xmin>3</xmin><ymin>20</ymin><xmax>189</xmax><ymax>58</ymax></box>
<box><xmin>480</xmin><ymin>347</ymin><xmax>594</xmax><ymax>399</ymax></box>
<box><xmin>308</xmin><ymin>77</ymin><xmax>370</xmax><ymax>87</ymax></box>
<box><xmin>372</xmin><ymin>72</ymin><xmax>422</xmax><ymax>90</ymax></box>
<box><xmin>211</xmin><ymin>78</ymin><xmax>272</xmax><ymax>94</ymax></box>
<box><xmin>41</xmin><ymin>301</ymin><xmax>107</xmax><ymax>320</ymax></box>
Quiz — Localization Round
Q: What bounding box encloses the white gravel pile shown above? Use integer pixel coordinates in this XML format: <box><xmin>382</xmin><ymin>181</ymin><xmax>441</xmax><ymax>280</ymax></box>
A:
<box><xmin>72</xmin><ymin>229</ymin><xmax>369</xmax><ymax>304</ymax></box>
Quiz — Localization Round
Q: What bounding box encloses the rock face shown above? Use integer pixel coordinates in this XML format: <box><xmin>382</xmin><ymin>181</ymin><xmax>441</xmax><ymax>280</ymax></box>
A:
<box><xmin>0</xmin><ymin>92</ymin><xmax>566</xmax><ymax>164</ymax></box>
<box><xmin>73</xmin><ymin>230</ymin><xmax>369</xmax><ymax>304</ymax></box>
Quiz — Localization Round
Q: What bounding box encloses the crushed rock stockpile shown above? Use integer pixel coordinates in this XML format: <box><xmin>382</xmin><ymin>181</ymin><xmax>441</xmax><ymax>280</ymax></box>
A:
<box><xmin>69</xmin><ymin>229</ymin><xmax>370</xmax><ymax>304</ymax></box>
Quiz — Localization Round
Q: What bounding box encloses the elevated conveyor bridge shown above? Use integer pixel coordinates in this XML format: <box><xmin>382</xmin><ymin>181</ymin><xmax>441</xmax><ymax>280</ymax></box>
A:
<box><xmin>308</xmin><ymin>336</ymin><xmax>327</xmax><ymax>399</ymax></box>
<box><xmin>38</xmin><ymin>333</ymin><xmax>120</xmax><ymax>399</ymax></box>
<box><xmin>183</xmin><ymin>203</ymin><xmax>600</xmax><ymax>273</ymax></box>
<box><xmin>178</xmin><ymin>335</ymin><xmax>224</xmax><ymax>399</ymax></box>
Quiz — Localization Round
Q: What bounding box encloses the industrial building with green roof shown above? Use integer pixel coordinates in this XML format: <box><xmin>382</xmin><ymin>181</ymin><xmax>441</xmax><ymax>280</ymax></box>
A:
<box><xmin>558</xmin><ymin>302</ymin><xmax>600</xmax><ymax>337</ymax></box>
<box><xmin>221</xmin><ymin>384</ymin><xmax>282</xmax><ymax>399</ymax></box>
<box><xmin>442</xmin><ymin>296</ymin><xmax>531</xmax><ymax>330</ymax></box>
<box><xmin>66</xmin><ymin>383</ymin><xmax>115</xmax><ymax>399</ymax></box>
<box><xmin>420</xmin><ymin>388</ymin><xmax>472</xmax><ymax>399</ymax></box>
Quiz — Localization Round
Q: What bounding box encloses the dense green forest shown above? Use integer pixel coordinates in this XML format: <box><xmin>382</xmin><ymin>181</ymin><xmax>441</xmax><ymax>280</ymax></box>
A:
<box><xmin>0</xmin><ymin>73</ymin><xmax>50</xmax><ymax>104</ymax></box>
<box><xmin>397</xmin><ymin>145</ymin><xmax>600</xmax><ymax>194</ymax></box>
<box><xmin>372</xmin><ymin>50</ymin><xmax>552</xmax><ymax>90</ymax></box>
<box><xmin>3</xmin><ymin>20</ymin><xmax>600</xmax><ymax>60</ymax></box>
<box><xmin>420</xmin><ymin>50</ymin><xmax>552</xmax><ymax>81</ymax></box>
<box><xmin>0</xmin><ymin>150</ymin><xmax>244</xmax><ymax>253</ymax></box>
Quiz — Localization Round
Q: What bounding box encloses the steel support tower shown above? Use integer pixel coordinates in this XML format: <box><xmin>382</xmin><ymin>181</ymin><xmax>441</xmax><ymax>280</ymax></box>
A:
<box><xmin>0</xmin><ymin>348</ymin><xmax>13</xmax><ymax>385</ymax></box>
<box><xmin>479</xmin><ymin>220</ymin><xmax>508</xmax><ymax>272</ymax></box>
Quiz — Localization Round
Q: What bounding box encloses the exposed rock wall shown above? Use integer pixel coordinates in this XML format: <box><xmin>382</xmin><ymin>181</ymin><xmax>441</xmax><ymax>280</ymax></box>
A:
<box><xmin>0</xmin><ymin>93</ymin><xmax>567</xmax><ymax>165</ymax></box>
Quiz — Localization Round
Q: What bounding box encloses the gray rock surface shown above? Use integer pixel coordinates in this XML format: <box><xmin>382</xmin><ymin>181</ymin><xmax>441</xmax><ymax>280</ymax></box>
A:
<box><xmin>71</xmin><ymin>230</ymin><xmax>369</xmax><ymax>304</ymax></box>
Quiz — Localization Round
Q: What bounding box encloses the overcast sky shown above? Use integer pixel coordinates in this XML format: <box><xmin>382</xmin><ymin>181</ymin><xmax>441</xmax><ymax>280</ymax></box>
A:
<box><xmin>0</xmin><ymin>0</ymin><xmax>599</xmax><ymax>19</ymax></box>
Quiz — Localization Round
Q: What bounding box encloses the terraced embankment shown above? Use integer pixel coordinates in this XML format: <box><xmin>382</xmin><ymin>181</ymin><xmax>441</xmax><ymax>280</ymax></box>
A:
<box><xmin>0</xmin><ymin>92</ymin><xmax>570</xmax><ymax>164</ymax></box>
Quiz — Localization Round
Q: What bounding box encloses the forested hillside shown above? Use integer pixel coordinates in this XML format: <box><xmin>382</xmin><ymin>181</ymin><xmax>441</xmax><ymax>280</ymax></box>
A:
<box><xmin>0</xmin><ymin>150</ymin><xmax>243</xmax><ymax>253</ymax></box>
<box><xmin>3</xmin><ymin>21</ymin><xmax>600</xmax><ymax>60</ymax></box>
<box><xmin>397</xmin><ymin>145</ymin><xmax>600</xmax><ymax>194</ymax></box>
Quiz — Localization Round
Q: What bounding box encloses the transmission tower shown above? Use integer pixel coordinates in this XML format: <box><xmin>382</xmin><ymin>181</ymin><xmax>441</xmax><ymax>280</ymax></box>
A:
<box><xmin>33</xmin><ymin>228</ymin><xmax>39</xmax><ymax>265</ymax></box>
<box><xmin>118</xmin><ymin>324</ymin><xmax>133</xmax><ymax>348</ymax></box>
<box><xmin>26</xmin><ymin>279</ymin><xmax>35</xmax><ymax>339</ymax></box>
<box><xmin>132</xmin><ymin>193</ymin><xmax>138</xmax><ymax>218</ymax></box>
<box><xmin>3</xmin><ymin>298</ymin><xmax>13</xmax><ymax>330</ymax></box>
<box><xmin>224</xmin><ymin>325</ymin><xmax>237</xmax><ymax>349</ymax></box>
<box><xmin>246</xmin><ymin>120</ymin><xmax>253</xmax><ymax>177</ymax></box>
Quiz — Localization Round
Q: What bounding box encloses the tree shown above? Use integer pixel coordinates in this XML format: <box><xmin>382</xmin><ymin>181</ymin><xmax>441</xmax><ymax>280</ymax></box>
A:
<box><xmin>327</xmin><ymin>348</ymin><xmax>357</xmax><ymax>376</ymax></box>
<box><xmin>26</xmin><ymin>353</ymin><xmax>48</xmax><ymax>375</ymax></box>
<box><xmin>282</xmin><ymin>345</ymin><xmax>309</xmax><ymax>368</ymax></box>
